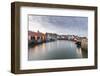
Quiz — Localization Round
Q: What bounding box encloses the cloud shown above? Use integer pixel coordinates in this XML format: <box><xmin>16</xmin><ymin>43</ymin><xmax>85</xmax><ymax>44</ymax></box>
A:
<box><xmin>29</xmin><ymin>15</ymin><xmax>88</xmax><ymax>37</ymax></box>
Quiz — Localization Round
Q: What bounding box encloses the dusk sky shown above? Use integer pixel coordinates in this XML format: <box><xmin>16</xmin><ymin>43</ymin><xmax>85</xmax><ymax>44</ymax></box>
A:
<box><xmin>29</xmin><ymin>15</ymin><xmax>88</xmax><ymax>37</ymax></box>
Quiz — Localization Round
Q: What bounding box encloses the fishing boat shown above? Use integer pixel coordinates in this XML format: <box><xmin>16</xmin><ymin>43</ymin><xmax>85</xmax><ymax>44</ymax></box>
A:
<box><xmin>75</xmin><ymin>41</ymin><xmax>81</xmax><ymax>48</ymax></box>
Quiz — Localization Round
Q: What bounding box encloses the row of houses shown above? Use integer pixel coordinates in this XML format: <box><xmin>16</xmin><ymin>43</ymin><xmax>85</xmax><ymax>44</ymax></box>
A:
<box><xmin>28</xmin><ymin>31</ymin><xmax>87</xmax><ymax>45</ymax></box>
<box><xmin>28</xmin><ymin>31</ymin><xmax>58</xmax><ymax>45</ymax></box>
<box><xmin>57</xmin><ymin>35</ymin><xmax>80</xmax><ymax>41</ymax></box>
<box><xmin>28</xmin><ymin>31</ymin><xmax>45</xmax><ymax>45</ymax></box>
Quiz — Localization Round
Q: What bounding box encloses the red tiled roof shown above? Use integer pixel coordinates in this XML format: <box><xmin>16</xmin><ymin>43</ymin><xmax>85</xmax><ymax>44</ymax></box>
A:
<box><xmin>28</xmin><ymin>31</ymin><xmax>45</xmax><ymax>36</ymax></box>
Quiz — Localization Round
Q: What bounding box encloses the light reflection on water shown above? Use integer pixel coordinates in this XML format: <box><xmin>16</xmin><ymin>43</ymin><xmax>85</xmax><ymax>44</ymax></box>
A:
<box><xmin>28</xmin><ymin>40</ymin><xmax>87</xmax><ymax>60</ymax></box>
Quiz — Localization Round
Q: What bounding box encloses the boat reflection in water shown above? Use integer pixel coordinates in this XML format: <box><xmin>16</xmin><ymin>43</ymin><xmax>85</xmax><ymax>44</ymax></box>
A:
<box><xmin>28</xmin><ymin>40</ymin><xmax>87</xmax><ymax>60</ymax></box>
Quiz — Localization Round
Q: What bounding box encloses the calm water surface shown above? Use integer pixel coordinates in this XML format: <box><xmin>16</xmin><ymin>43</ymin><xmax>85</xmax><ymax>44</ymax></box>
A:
<box><xmin>28</xmin><ymin>40</ymin><xmax>87</xmax><ymax>60</ymax></box>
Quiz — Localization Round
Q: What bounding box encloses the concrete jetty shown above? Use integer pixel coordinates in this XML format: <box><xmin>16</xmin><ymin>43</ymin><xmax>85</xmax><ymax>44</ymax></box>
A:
<box><xmin>81</xmin><ymin>39</ymin><xmax>88</xmax><ymax>51</ymax></box>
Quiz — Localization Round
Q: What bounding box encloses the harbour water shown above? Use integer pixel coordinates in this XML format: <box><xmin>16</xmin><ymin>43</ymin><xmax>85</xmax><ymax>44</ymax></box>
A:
<box><xmin>28</xmin><ymin>40</ymin><xmax>87</xmax><ymax>60</ymax></box>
